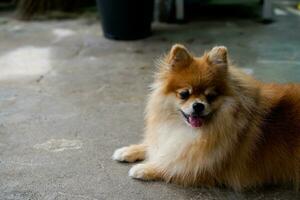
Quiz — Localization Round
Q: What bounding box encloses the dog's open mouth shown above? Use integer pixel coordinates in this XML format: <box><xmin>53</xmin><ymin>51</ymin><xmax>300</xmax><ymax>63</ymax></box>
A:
<box><xmin>180</xmin><ymin>110</ymin><xmax>204</xmax><ymax>128</ymax></box>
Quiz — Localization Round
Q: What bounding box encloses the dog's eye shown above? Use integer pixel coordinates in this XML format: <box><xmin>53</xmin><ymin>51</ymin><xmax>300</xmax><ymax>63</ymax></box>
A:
<box><xmin>206</xmin><ymin>93</ymin><xmax>218</xmax><ymax>102</ymax></box>
<box><xmin>179</xmin><ymin>90</ymin><xmax>190</xmax><ymax>100</ymax></box>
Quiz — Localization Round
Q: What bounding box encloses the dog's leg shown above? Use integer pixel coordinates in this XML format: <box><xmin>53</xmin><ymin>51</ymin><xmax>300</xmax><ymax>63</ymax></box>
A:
<box><xmin>112</xmin><ymin>144</ymin><xmax>146</xmax><ymax>163</ymax></box>
<box><xmin>129</xmin><ymin>163</ymin><xmax>161</xmax><ymax>181</ymax></box>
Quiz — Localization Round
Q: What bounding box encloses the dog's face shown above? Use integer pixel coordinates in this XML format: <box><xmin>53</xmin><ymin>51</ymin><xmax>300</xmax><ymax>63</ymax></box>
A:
<box><xmin>159</xmin><ymin>45</ymin><xmax>231</xmax><ymax>128</ymax></box>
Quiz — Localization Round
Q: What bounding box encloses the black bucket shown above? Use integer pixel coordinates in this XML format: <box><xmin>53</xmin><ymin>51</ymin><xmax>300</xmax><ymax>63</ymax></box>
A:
<box><xmin>96</xmin><ymin>0</ymin><xmax>154</xmax><ymax>40</ymax></box>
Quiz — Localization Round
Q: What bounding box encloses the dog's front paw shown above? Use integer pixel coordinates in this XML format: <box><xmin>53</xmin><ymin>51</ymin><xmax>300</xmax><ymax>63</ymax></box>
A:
<box><xmin>129</xmin><ymin>164</ymin><xmax>159</xmax><ymax>181</ymax></box>
<box><xmin>112</xmin><ymin>147</ymin><xmax>129</xmax><ymax>162</ymax></box>
<box><xmin>112</xmin><ymin>145</ymin><xmax>146</xmax><ymax>163</ymax></box>
<box><xmin>129</xmin><ymin>164</ymin><xmax>147</xmax><ymax>179</ymax></box>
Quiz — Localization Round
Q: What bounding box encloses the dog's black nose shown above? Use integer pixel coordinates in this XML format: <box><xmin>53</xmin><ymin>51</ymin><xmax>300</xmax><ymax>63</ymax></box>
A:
<box><xmin>192</xmin><ymin>102</ymin><xmax>205</xmax><ymax>113</ymax></box>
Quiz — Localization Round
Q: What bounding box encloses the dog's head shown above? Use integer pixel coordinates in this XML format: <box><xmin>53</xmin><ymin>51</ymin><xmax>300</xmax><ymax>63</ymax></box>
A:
<box><xmin>158</xmin><ymin>44</ymin><xmax>232</xmax><ymax>128</ymax></box>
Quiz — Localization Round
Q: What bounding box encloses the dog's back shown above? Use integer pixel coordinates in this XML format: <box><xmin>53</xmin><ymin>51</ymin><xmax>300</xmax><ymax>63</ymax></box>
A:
<box><xmin>254</xmin><ymin>83</ymin><xmax>300</xmax><ymax>188</ymax></box>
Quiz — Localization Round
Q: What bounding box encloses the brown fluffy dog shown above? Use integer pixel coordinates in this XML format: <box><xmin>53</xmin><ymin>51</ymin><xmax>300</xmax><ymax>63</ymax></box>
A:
<box><xmin>113</xmin><ymin>44</ymin><xmax>300</xmax><ymax>191</ymax></box>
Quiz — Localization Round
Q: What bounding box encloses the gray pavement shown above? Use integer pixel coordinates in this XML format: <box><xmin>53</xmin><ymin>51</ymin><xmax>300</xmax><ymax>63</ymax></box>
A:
<box><xmin>1</xmin><ymin>1</ymin><xmax>300</xmax><ymax>200</ymax></box>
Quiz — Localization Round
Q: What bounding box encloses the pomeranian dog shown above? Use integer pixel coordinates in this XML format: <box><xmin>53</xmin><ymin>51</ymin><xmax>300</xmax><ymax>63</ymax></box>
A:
<box><xmin>112</xmin><ymin>44</ymin><xmax>300</xmax><ymax>190</ymax></box>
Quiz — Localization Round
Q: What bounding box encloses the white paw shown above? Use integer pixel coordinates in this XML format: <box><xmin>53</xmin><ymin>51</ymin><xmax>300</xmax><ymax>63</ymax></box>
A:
<box><xmin>112</xmin><ymin>146</ymin><xmax>129</xmax><ymax>161</ymax></box>
<box><xmin>128</xmin><ymin>164</ymin><xmax>146</xmax><ymax>179</ymax></box>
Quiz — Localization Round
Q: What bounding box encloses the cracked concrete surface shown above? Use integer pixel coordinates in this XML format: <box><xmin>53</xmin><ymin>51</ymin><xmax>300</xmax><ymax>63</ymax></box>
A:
<box><xmin>1</xmin><ymin>1</ymin><xmax>300</xmax><ymax>199</ymax></box>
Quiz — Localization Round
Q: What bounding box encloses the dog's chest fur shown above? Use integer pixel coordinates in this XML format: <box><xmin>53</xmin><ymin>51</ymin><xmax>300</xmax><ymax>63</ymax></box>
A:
<box><xmin>147</xmin><ymin>121</ymin><xmax>198</xmax><ymax>165</ymax></box>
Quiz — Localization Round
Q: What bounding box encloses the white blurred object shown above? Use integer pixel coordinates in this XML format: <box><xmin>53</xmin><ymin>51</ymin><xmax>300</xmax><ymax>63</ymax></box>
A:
<box><xmin>243</xmin><ymin>68</ymin><xmax>254</xmax><ymax>75</ymax></box>
<box><xmin>274</xmin><ymin>8</ymin><xmax>287</xmax><ymax>16</ymax></box>
<box><xmin>0</xmin><ymin>46</ymin><xmax>51</xmax><ymax>80</ymax></box>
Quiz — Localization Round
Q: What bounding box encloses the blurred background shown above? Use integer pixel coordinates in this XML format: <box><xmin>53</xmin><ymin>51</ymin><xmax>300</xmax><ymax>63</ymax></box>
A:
<box><xmin>0</xmin><ymin>0</ymin><xmax>300</xmax><ymax>199</ymax></box>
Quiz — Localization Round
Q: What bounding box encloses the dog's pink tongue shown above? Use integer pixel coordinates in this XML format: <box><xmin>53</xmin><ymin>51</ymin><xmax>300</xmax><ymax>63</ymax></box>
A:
<box><xmin>188</xmin><ymin>116</ymin><xmax>203</xmax><ymax>128</ymax></box>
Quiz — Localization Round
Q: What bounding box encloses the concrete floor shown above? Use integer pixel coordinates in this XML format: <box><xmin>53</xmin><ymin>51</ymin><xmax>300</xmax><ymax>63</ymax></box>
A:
<box><xmin>1</xmin><ymin>1</ymin><xmax>300</xmax><ymax>200</ymax></box>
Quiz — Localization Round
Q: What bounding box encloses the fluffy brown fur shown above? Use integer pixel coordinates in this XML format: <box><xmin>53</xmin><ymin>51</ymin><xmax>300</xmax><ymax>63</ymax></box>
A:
<box><xmin>113</xmin><ymin>44</ymin><xmax>300</xmax><ymax>191</ymax></box>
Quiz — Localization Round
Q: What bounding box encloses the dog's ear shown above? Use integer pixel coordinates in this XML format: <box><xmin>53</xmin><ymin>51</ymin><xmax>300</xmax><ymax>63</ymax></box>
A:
<box><xmin>207</xmin><ymin>46</ymin><xmax>228</xmax><ymax>68</ymax></box>
<box><xmin>167</xmin><ymin>44</ymin><xmax>193</xmax><ymax>68</ymax></box>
